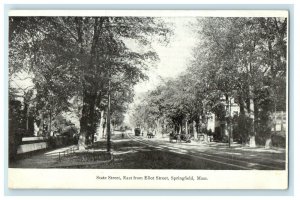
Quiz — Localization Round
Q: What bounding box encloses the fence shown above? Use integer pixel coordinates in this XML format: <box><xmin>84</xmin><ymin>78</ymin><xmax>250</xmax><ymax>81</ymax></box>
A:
<box><xmin>58</xmin><ymin>146</ymin><xmax>77</xmax><ymax>161</ymax></box>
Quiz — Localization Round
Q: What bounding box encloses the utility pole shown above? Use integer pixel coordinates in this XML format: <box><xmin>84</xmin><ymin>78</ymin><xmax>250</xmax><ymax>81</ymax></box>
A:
<box><xmin>49</xmin><ymin>93</ymin><xmax>53</xmax><ymax>137</ymax></box>
<box><xmin>107</xmin><ymin>77</ymin><xmax>111</xmax><ymax>152</ymax></box>
<box><xmin>49</xmin><ymin>107</ymin><xmax>52</xmax><ymax>137</ymax></box>
<box><xmin>228</xmin><ymin>98</ymin><xmax>231</xmax><ymax>148</ymax></box>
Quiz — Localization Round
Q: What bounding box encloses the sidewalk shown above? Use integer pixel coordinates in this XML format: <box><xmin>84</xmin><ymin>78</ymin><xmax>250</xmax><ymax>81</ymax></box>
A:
<box><xmin>10</xmin><ymin>145</ymin><xmax>77</xmax><ymax>168</ymax></box>
<box><xmin>138</xmin><ymin>136</ymin><xmax>286</xmax><ymax>162</ymax></box>
<box><xmin>145</xmin><ymin>135</ymin><xmax>285</xmax><ymax>153</ymax></box>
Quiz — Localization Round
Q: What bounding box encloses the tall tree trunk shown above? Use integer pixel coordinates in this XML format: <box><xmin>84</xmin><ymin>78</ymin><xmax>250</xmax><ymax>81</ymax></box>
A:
<box><xmin>249</xmin><ymin>85</ymin><xmax>256</xmax><ymax>147</ymax></box>
<box><xmin>78</xmin><ymin>17</ymin><xmax>104</xmax><ymax>149</ymax></box>
<box><xmin>224</xmin><ymin>94</ymin><xmax>229</xmax><ymax>141</ymax></box>
<box><xmin>238</xmin><ymin>95</ymin><xmax>245</xmax><ymax>115</ymax></box>
<box><xmin>179</xmin><ymin>123</ymin><xmax>182</xmax><ymax>134</ymax></box>
<box><xmin>102</xmin><ymin>116</ymin><xmax>107</xmax><ymax>138</ymax></box>
<box><xmin>48</xmin><ymin>108</ymin><xmax>52</xmax><ymax>136</ymax></box>
<box><xmin>203</xmin><ymin>115</ymin><xmax>209</xmax><ymax>143</ymax></box>
<box><xmin>193</xmin><ymin>120</ymin><xmax>197</xmax><ymax>140</ymax></box>
<box><xmin>155</xmin><ymin>119</ymin><xmax>161</xmax><ymax>136</ymax></box>
<box><xmin>38</xmin><ymin>112</ymin><xmax>44</xmax><ymax>137</ymax></box>
<box><xmin>34</xmin><ymin>122</ymin><xmax>39</xmax><ymax>136</ymax></box>
<box><xmin>22</xmin><ymin>101</ymin><xmax>30</xmax><ymax>136</ymax></box>
<box><xmin>185</xmin><ymin>119</ymin><xmax>188</xmax><ymax>135</ymax></box>
<box><xmin>266</xmin><ymin>38</ymin><xmax>276</xmax><ymax>148</ymax></box>
<box><xmin>174</xmin><ymin>124</ymin><xmax>178</xmax><ymax>134</ymax></box>
<box><xmin>89</xmin><ymin>92</ymin><xmax>97</xmax><ymax>144</ymax></box>
<box><xmin>195</xmin><ymin>116</ymin><xmax>200</xmax><ymax>138</ymax></box>
<box><xmin>79</xmin><ymin>93</ymin><xmax>89</xmax><ymax>150</ymax></box>
<box><xmin>96</xmin><ymin>110</ymin><xmax>104</xmax><ymax>140</ymax></box>
<box><xmin>79</xmin><ymin>91</ymin><xmax>97</xmax><ymax>149</ymax></box>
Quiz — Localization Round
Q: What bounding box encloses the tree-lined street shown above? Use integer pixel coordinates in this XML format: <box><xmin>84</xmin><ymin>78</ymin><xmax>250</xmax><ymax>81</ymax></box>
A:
<box><xmin>129</xmin><ymin>17</ymin><xmax>287</xmax><ymax>149</ymax></box>
<box><xmin>9</xmin><ymin>15</ymin><xmax>287</xmax><ymax>169</ymax></box>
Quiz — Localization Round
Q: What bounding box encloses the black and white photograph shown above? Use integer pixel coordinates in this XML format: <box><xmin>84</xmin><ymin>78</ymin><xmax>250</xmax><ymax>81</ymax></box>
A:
<box><xmin>7</xmin><ymin>10</ymin><xmax>288</xmax><ymax>189</ymax></box>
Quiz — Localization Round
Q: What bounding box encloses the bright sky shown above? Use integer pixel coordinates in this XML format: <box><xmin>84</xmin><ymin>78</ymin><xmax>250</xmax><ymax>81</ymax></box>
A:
<box><xmin>133</xmin><ymin>17</ymin><xmax>198</xmax><ymax>94</ymax></box>
<box><xmin>10</xmin><ymin>71</ymin><xmax>35</xmax><ymax>94</ymax></box>
<box><xmin>124</xmin><ymin>17</ymin><xmax>199</xmax><ymax>125</ymax></box>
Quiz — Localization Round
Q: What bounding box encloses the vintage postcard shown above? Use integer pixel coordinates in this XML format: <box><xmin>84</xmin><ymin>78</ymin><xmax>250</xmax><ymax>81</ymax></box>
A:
<box><xmin>8</xmin><ymin>10</ymin><xmax>288</xmax><ymax>189</ymax></box>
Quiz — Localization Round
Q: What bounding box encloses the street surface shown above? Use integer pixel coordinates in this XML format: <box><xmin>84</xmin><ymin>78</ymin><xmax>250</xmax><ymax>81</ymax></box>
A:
<box><xmin>124</xmin><ymin>131</ymin><xmax>286</xmax><ymax>170</ymax></box>
<box><xmin>10</xmin><ymin>131</ymin><xmax>286</xmax><ymax>170</ymax></box>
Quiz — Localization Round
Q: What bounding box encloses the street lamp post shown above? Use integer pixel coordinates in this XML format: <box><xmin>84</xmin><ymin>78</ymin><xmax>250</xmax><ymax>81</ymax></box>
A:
<box><xmin>49</xmin><ymin>93</ymin><xmax>53</xmax><ymax>138</ymax></box>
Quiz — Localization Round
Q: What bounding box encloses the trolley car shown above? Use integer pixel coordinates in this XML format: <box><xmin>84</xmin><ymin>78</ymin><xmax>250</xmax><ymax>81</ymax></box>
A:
<box><xmin>134</xmin><ymin>128</ymin><xmax>141</xmax><ymax>136</ymax></box>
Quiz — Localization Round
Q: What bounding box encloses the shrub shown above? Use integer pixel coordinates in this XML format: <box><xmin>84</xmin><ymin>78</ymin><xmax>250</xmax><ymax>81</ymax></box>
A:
<box><xmin>235</xmin><ymin>115</ymin><xmax>253</xmax><ymax>144</ymax></box>
<box><xmin>271</xmin><ymin>134</ymin><xmax>286</xmax><ymax>148</ymax></box>
<box><xmin>255</xmin><ymin>122</ymin><xmax>272</xmax><ymax>146</ymax></box>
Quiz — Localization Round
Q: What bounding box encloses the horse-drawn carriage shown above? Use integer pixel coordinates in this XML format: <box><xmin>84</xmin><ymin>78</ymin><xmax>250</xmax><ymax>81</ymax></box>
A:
<box><xmin>147</xmin><ymin>132</ymin><xmax>155</xmax><ymax>138</ymax></box>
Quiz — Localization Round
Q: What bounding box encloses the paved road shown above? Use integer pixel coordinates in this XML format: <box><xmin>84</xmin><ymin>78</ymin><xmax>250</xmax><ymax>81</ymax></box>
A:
<box><xmin>126</xmin><ymin>131</ymin><xmax>286</xmax><ymax>170</ymax></box>
<box><xmin>9</xmin><ymin>131</ymin><xmax>286</xmax><ymax>170</ymax></box>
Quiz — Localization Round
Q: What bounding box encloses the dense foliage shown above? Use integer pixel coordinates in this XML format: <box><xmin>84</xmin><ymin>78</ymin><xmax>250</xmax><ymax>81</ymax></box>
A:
<box><xmin>9</xmin><ymin>16</ymin><xmax>171</xmax><ymax>152</ymax></box>
<box><xmin>130</xmin><ymin>17</ymin><xmax>287</xmax><ymax>147</ymax></box>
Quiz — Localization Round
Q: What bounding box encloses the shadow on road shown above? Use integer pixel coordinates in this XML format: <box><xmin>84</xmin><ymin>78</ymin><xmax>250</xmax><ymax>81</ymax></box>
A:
<box><xmin>9</xmin><ymin>132</ymin><xmax>286</xmax><ymax>170</ymax></box>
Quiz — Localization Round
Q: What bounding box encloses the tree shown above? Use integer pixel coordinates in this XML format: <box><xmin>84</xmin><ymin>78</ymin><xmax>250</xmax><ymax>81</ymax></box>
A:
<box><xmin>9</xmin><ymin>16</ymin><xmax>172</xmax><ymax>151</ymax></box>
<box><xmin>9</xmin><ymin>17</ymin><xmax>80</xmax><ymax>138</ymax></box>
<box><xmin>189</xmin><ymin>17</ymin><xmax>287</xmax><ymax>146</ymax></box>
<box><xmin>73</xmin><ymin>17</ymin><xmax>171</xmax><ymax>149</ymax></box>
